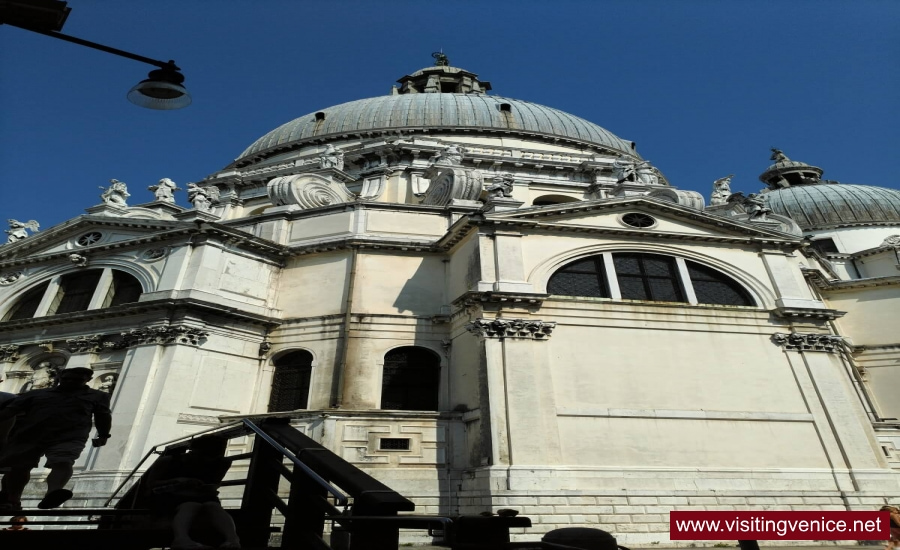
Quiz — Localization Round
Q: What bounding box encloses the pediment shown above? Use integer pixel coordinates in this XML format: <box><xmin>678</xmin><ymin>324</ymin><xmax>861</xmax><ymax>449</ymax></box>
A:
<box><xmin>485</xmin><ymin>197</ymin><xmax>800</xmax><ymax>241</ymax></box>
<box><xmin>0</xmin><ymin>216</ymin><xmax>185</xmax><ymax>263</ymax></box>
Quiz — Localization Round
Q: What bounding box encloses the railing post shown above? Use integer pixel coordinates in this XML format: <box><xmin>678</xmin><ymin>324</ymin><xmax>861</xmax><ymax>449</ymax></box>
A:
<box><xmin>348</xmin><ymin>501</ymin><xmax>400</xmax><ymax>550</ymax></box>
<box><xmin>281</xmin><ymin>464</ymin><xmax>328</xmax><ymax>548</ymax></box>
<box><xmin>239</xmin><ymin>431</ymin><xmax>283</xmax><ymax>548</ymax></box>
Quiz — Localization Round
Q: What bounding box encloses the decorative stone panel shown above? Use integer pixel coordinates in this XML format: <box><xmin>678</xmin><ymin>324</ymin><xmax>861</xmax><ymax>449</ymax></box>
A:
<box><xmin>465</xmin><ymin>318</ymin><xmax>556</xmax><ymax>340</ymax></box>
<box><xmin>0</xmin><ymin>344</ymin><xmax>22</xmax><ymax>362</ymax></box>
<box><xmin>771</xmin><ymin>332</ymin><xmax>846</xmax><ymax>353</ymax></box>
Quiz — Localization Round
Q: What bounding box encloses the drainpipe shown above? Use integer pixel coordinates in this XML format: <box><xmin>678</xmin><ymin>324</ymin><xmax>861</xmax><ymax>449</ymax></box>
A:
<box><xmin>332</xmin><ymin>247</ymin><xmax>359</xmax><ymax>408</ymax></box>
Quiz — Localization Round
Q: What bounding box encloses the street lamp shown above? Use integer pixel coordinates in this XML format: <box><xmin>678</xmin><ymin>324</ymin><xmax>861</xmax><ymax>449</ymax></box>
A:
<box><xmin>0</xmin><ymin>0</ymin><xmax>191</xmax><ymax>110</ymax></box>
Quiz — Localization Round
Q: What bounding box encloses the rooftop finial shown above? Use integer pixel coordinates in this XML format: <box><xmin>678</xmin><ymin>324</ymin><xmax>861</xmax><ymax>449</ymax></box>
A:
<box><xmin>432</xmin><ymin>51</ymin><xmax>449</xmax><ymax>67</ymax></box>
<box><xmin>770</xmin><ymin>147</ymin><xmax>789</xmax><ymax>162</ymax></box>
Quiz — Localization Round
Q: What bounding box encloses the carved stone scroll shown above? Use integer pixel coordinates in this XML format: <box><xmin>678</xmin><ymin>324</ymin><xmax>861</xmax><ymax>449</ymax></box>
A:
<box><xmin>647</xmin><ymin>188</ymin><xmax>705</xmax><ymax>210</ymax></box>
<box><xmin>466</xmin><ymin>318</ymin><xmax>556</xmax><ymax>340</ymax></box>
<box><xmin>267</xmin><ymin>173</ymin><xmax>354</xmax><ymax>209</ymax></box>
<box><xmin>422</xmin><ymin>167</ymin><xmax>484</xmax><ymax>207</ymax></box>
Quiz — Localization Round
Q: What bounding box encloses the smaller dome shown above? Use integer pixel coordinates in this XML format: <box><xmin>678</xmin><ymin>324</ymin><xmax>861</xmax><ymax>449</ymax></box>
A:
<box><xmin>759</xmin><ymin>148</ymin><xmax>824</xmax><ymax>189</ymax></box>
<box><xmin>764</xmin><ymin>183</ymin><xmax>900</xmax><ymax>230</ymax></box>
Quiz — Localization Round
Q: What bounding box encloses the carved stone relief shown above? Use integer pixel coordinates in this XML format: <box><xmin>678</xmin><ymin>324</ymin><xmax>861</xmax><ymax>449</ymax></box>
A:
<box><xmin>0</xmin><ymin>271</ymin><xmax>23</xmax><ymax>285</ymax></box>
<box><xmin>771</xmin><ymin>332</ymin><xmax>846</xmax><ymax>353</ymax></box>
<box><xmin>465</xmin><ymin>318</ymin><xmax>556</xmax><ymax>340</ymax></box>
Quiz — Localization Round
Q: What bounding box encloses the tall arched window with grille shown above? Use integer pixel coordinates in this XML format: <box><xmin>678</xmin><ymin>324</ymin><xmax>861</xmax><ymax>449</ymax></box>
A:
<box><xmin>268</xmin><ymin>350</ymin><xmax>314</xmax><ymax>412</ymax></box>
<box><xmin>381</xmin><ymin>347</ymin><xmax>441</xmax><ymax>411</ymax></box>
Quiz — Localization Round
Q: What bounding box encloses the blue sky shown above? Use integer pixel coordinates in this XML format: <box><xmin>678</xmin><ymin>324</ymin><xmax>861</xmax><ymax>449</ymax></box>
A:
<box><xmin>2</xmin><ymin>0</ymin><xmax>898</xmax><ymax>231</ymax></box>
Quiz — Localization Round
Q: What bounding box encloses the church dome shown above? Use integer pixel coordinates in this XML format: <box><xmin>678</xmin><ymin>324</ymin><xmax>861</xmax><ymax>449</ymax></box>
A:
<box><xmin>232</xmin><ymin>64</ymin><xmax>639</xmax><ymax>167</ymax></box>
<box><xmin>757</xmin><ymin>149</ymin><xmax>900</xmax><ymax>230</ymax></box>
<box><xmin>764</xmin><ymin>184</ymin><xmax>900</xmax><ymax>230</ymax></box>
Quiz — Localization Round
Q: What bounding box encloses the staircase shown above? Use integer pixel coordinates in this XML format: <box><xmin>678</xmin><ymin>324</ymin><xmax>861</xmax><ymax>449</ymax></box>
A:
<box><xmin>0</xmin><ymin>417</ymin><xmax>534</xmax><ymax>549</ymax></box>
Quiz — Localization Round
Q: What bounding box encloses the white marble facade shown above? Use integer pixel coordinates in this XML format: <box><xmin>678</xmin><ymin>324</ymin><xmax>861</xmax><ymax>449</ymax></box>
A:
<box><xmin>1</xmin><ymin>64</ymin><xmax>899</xmax><ymax>545</ymax></box>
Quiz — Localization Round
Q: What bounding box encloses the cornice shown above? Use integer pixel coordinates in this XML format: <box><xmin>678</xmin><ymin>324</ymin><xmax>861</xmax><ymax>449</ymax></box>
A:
<box><xmin>0</xmin><ymin>297</ymin><xmax>281</xmax><ymax>334</ymax></box>
<box><xmin>802</xmin><ymin>268</ymin><xmax>900</xmax><ymax>291</ymax></box>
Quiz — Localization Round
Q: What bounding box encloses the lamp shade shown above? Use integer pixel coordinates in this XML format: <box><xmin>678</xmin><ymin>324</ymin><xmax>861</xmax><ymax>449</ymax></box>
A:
<box><xmin>127</xmin><ymin>65</ymin><xmax>191</xmax><ymax>110</ymax></box>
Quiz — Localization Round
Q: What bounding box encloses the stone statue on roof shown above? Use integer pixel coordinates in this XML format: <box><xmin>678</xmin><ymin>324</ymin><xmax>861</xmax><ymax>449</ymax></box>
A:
<box><xmin>319</xmin><ymin>144</ymin><xmax>345</xmax><ymax>170</ymax></box>
<box><xmin>434</xmin><ymin>144</ymin><xmax>465</xmax><ymax>166</ymax></box>
<box><xmin>710</xmin><ymin>174</ymin><xmax>734</xmax><ymax>206</ymax></box>
<box><xmin>432</xmin><ymin>52</ymin><xmax>449</xmax><ymax>67</ymax></box>
<box><xmin>743</xmin><ymin>193</ymin><xmax>771</xmax><ymax>221</ymax></box>
<box><xmin>770</xmin><ymin>148</ymin><xmax>789</xmax><ymax>163</ymax></box>
<box><xmin>148</xmin><ymin>178</ymin><xmax>180</xmax><ymax>203</ymax></box>
<box><xmin>5</xmin><ymin>219</ymin><xmax>39</xmax><ymax>244</ymax></box>
<box><xmin>187</xmin><ymin>183</ymin><xmax>215</xmax><ymax>212</ymax></box>
<box><xmin>100</xmin><ymin>179</ymin><xmax>130</xmax><ymax>207</ymax></box>
<box><xmin>486</xmin><ymin>173</ymin><xmax>515</xmax><ymax>198</ymax></box>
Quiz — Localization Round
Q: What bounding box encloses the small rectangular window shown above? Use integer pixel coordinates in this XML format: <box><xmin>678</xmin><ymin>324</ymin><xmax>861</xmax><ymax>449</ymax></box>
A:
<box><xmin>379</xmin><ymin>438</ymin><xmax>411</xmax><ymax>451</ymax></box>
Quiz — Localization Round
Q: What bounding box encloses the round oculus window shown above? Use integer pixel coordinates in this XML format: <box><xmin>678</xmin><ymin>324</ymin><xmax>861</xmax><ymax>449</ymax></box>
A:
<box><xmin>76</xmin><ymin>232</ymin><xmax>103</xmax><ymax>246</ymax></box>
<box><xmin>620</xmin><ymin>213</ymin><xmax>656</xmax><ymax>228</ymax></box>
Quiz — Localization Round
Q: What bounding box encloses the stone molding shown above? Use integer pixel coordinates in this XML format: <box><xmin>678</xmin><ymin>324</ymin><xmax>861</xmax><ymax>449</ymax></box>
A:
<box><xmin>465</xmin><ymin>318</ymin><xmax>556</xmax><ymax>340</ymax></box>
<box><xmin>1</xmin><ymin>324</ymin><xmax>210</xmax><ymax>359</ymax></box>
<box><xmin>771</xmin><ymin>332</ymin><xmax>846</xmax><ymax>353</ymax></box>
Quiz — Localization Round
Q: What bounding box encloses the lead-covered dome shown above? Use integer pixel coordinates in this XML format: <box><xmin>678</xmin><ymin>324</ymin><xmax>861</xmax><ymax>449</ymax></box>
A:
<box><xmin>758</xmin><ymin>149</ymin><xmax>900</xmax><ymax>230</ymax></box>
<box><xmin>764</xmin><ymin>184</ymin><xmax>900</xmax><ymax>230</ymax></box>
<box><xmin>232</xmin><ymin>64</ymin><xmax>639</xmax><ymax>167</ymax></box>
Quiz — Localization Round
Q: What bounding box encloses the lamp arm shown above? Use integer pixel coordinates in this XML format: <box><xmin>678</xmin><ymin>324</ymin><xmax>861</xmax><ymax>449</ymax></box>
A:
<box><xmin>5</xmin><ymin>22</ymin><xmax>177</xmax><ymax>70</ymax></box>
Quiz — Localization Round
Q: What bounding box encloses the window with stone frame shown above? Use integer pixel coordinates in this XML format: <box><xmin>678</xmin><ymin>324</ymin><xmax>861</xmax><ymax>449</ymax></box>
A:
<box><xmin>380</xmin><ymin>346</ymin><xmax>441</xmax><ymax>411</ymax></box>
<box><xmin>2</xmin><ymin>268</ymin><xmax>144</xmax><ymax>320</ymax></box>
<box><xmin>548</xmin><ymin>252</ymin><xmax>755</xmax><ymax>307</ymax></box>
<box><xmin>268</xmin><ymin>350</ymin><xmax>314</xmax><ymax>412</ymax></box>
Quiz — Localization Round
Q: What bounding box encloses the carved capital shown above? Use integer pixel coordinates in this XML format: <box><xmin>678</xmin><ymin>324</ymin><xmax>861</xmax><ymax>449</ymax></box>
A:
<box><xmin>465</xmin><ymin>318</ymin><xmax>556</xmax><ymax>340</ymax></box>
<box><xmin>0</xmin><ymin>344</ymin><xmax>22</xmax><ymax>363</ymax></box>
<box><xmin>772</xmin><ymin>332</ymin><xmax>846</xmax><ymax>353</ymax></box>
<box><xmin>117</xmin><ymin>324</ymin><xmax>209</xmax><ymax>347</ymax></box>
<box><xmin>65</xmin><ymin>335</ymin><xmax>104</xmax><ymax>354</ymax></box>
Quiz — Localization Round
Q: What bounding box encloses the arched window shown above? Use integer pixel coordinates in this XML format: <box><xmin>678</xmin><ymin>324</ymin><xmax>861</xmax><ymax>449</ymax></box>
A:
<box><xmin>685</xmin><ymin>260</ymin><xmax>754</xmax><ymax>306</ymax></box>
<box><xmin>2</xmin><ymin>269</ymin><xmax>144</xmax><ymax>321</ymax></box>
<box><xmin>268</xmin><ymin>350</ymin><xmax>313</xmax><ymax>412</ymax></box>
<box><xmin>547</xmin><ymin>257</ymin><xmax>610</xmax><ymax>298</ymax></box>
<box><xmin>6</xmin><ymin>281</ymin><xmax>50</xmax><ymax>321</ymax></box>
<box><xmin>548</xmin><ymin>253</ymin><xmax>755</xmax><ymax>307</ymax></box>
<box><xmin>381</xmin><ymin>347</ymin><xmax>440</xmax><ymax>411</ymax></box>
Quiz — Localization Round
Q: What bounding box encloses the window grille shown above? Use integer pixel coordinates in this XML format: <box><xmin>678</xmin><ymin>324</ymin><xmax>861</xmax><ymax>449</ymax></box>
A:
<box><xmin>614</xmin><ymin>253</ymin><xmax>684</xmax><ymax>302</ymax></box>
<box><xmin>381</xmin><ymin>347</ymin><xmax>440</xmax><ymax>411</ymax></box>
<box><xmin>268</xmin><ymin>351</ymin><xmax>313</xmax><ymax>412</ymax></box>
<box><xmin>547</xmin><ymin>257</ymin><xmax>609</xmax><ymax>298</ymax></box>
<box><xmin>107</xmin><ymin>271</ymin><xmax>143</xmax><ymax>307</ymax></box>
<box><xmin>685</xmin><ymin>261</ymin><xmax>755</xmax><ymax>306</ymax></box>
<box><xmin>621</xmin><ymin>212</ymin><xmax>656</xmax><ymax>228</ymax></box>
<box><xmin>379</xmin><ymin>438</ymin><xmax>411</xmax><ymax>451</ymax></box>
<box><xmin>547</xmin><ymin>252</ymin><xmax>755</xmax><ymax>308</ymax></box>
<box><xmin>54</xmin><ymin>270</ymin><xmax>103</xmax><ymax>314</ymax></box>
